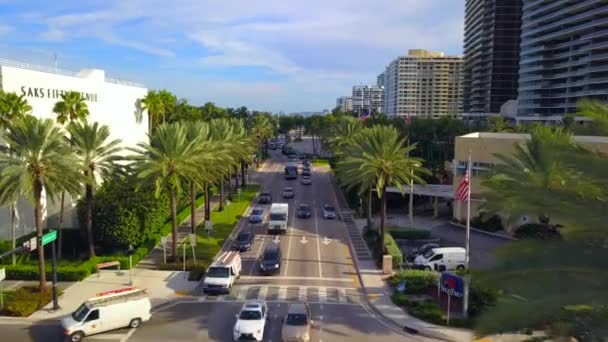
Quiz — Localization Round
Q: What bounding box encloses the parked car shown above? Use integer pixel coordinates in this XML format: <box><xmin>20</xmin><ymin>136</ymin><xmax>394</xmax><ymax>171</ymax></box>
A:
<box><xmin>282</xmin><ymin>187</ymin><xmax>295</xmax><ymax>199</ymax></box>
<box><xmin>301</xmin><ymin>176</ymin><xmax>312</xmax><ymax>185</ymax></box>
<box><xmin>258</xmin><ymin>192</ymin><xmax>272</xmax><ymax>204</ymax></box>
<box><xmin>249</xmin><ymin>208</ymin><xmax>264</xmax><ymax>224</ymax></box>
<box><xmin>259</xmin><ymin>245</ymin><xmax>281</xmax><ymax>275</ymax></box>
<box><xmin>281</xmin><ymin>303</ymin><xmax>313</xmax><ymax>342</ymax></box>
<box><xmin>322</xmin><ymin>204</ymin><xmax>337</xmax><ymax>219</ymax></box>
<box><xmin>297</xmin><ymin>204</ymin><xmax>312</xmax><ymax>219</ymax></box>
<box><xmin>233</xmin><ymin>301</ymin><xmax>268</xmax><ymax>342</ymax></box>
<box><xmin>413</xmin><ymin>247</ymin><xmax>466</xmax><ymax>272</ymax></box>
<box><xmin>233</xmin><ymin>230</ymin><xmax>255</xmax><ymax>252</ymax></box>
<box><xmin>405</xmin><ymin>243</ymin><xmax>440</xmax><ymax>263</ymax></box>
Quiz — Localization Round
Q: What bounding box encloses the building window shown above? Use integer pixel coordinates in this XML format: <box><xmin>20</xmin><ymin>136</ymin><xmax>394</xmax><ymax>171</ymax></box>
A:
<box><xmin>454</xmin><ymin>160</ymin><xmax>493</xmax><ymax>176</ymax></box>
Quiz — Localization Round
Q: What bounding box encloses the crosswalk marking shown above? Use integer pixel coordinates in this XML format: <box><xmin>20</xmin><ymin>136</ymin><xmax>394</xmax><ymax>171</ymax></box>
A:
<box><xmin>318</xmin><ymin>287</ymin><xmax>327</xmax><ymax>302</ymax></box>
<box><xmin>257</xmin><ymin>286</ymin><xmax>268</xmax><ymax>301</ymax></box>
<box><xmin>237</xmin><ymin>286</ymin><xmax>249</xmax><ymax>301</ymax></box>
<box><xmin>278</xmin><ymin>286</ymin><xmax>288</xmax><ymax>301</ymax></box>
<box><xmin>338</xmin><ymin>288</ymin><xmax>347</xmax><ymax>303</ymax></box>
<box><xmin>298</xmin><ymin>287</ymin><xmax>306</xmax><ymax>302</ymax></box>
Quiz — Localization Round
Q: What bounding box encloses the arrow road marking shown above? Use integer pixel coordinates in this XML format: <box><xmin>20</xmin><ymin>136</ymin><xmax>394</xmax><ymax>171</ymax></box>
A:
<box><xmin>322</xmin><ymin>237</ymin><xmax>332</xmax><ymax>245</ymax></box>
<box><xmin>273</xmin><ymin>235</ymin><xmax>280</xmax><ymax>244</ymax></box>
<box><xmin>300</xmin><ymin>235</ymin><xmax>309</xmax><ymax>244</ymax></box>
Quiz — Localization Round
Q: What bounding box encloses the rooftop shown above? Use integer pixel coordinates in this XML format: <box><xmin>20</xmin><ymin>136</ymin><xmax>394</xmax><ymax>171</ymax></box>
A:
<box><xmin>460</xmin><ymin>132</ymin><xmax>608</xmax><ymax>144</ymax></box>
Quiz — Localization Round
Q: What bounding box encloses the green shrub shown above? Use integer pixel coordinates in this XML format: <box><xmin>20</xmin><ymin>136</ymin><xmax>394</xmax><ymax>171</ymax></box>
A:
<box><xmin>1</xmin><ymin>287</ymin><xmax>54</xmax><ymax>317</ymax></box>
<box><xmin>389</xmin><ymin>269</ymin><xmax>438</xmax><ymax>294</ymax></box>
<box><xmin>468</xmin><ymin>282</ymin><xmax>500</xmax><ymax>317</ymax></box>
<box><xmin>471</xmin><ymin>212</ymin><xmax>504</xmax><ymax>232</ymax></box>
<box><xmin>408</xmin><ymin>300</ymin><xmax>443</xmax><ymax>324</ymax></box>
<box><xmin>391</xmin><ymin>291</ymin><xmax>409</xmax><ymax>307</ymax></box>
<box><xmin>389</xmin><ymin>228</ymin><xmax>431</xmax><ymax>240</ymax></box>
<box><xmin>384</xmin><ymin>233</ymin><xmax>403</xmax><ymax>268</ymax></box>
<box><xmin>514</xmin><ymin>223</ymin><xmax>562</xmax><ymax>240</ymax></box>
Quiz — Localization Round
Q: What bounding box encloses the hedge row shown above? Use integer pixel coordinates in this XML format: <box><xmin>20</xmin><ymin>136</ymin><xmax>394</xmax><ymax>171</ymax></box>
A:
<box><xmin>388</xmin><ymin>269</ymin><xmax>438</xmax><ymax>294</ymax></box>
<box><xmin>0</xmin><ymin>287</ymin><xmax>55</xmax><ymax>317</ymax></box>
<box><xmin>384</xmin><ymin>233</ymin><xmax>403</xmax><ymax>268</ymax></box>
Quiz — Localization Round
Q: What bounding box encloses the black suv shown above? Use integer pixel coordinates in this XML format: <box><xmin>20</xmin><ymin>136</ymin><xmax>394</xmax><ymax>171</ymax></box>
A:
<box><xmin>297</xmin><ymin>203</ymin><xmax>312</xmax><ymax>218</ymax></box>
<box><xmin>259</xmin><ymin>245</ymin><xmax>281</xmax><ymax>275</ymax></box>
<box><xmin>232</xmin><ymin>230</ymin><xmax>255</xmax><ymax>252</ymax></box>
<box><xmin>258</xmin><ymin>192</ymin><xmax>272</xmax><ymax>204</ymax></box>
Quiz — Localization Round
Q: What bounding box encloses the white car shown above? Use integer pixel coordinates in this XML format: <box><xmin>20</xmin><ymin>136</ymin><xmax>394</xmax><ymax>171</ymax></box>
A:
<box><xmin>233</xmin><ymin>301</ymin><xmax>267</xmax><ymax>341</ymax></box>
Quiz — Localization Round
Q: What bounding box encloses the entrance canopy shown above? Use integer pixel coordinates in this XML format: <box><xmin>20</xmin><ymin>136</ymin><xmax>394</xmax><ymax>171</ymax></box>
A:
<box><xmin>385</xmin><ymin>184</ymin><xmax>454</xmax><ymax>199</ymax></box>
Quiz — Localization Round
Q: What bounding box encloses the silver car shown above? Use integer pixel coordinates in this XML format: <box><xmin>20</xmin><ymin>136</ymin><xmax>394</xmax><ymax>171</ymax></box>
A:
<box><xmin>322</xmin><ymin>204</ymin><xmax>337</xmax><ymax>219</ymax></box>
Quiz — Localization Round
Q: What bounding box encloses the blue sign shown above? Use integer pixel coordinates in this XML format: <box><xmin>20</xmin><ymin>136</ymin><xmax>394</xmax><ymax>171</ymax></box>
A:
<box><xmin>440</xmin><ymin>272</ymin><xmax>465</xmax><ymax>298</ymax></box>
<box><xmin>396</xmin><ymin>281</ymin><xmax>406</xmax><ymax>293</ymax></box>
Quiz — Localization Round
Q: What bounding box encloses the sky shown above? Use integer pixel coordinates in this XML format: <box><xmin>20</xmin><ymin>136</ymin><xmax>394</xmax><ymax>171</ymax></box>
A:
<box><xmin>0</xmin><ymin>0</ymin><xmax>466</xmax><ymax>113</ymax></box>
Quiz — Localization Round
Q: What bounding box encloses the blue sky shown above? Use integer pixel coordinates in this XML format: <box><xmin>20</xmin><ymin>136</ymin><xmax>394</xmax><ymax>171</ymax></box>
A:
<box><xmin>0</xmin><ymin>0</ymin><xmax>465</xmax><ymax>112</ymax></box>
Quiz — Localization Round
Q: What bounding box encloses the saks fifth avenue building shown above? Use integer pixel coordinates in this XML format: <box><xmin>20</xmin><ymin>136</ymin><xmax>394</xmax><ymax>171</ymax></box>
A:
<box><xmin>0</xmin><ymin>60</ymin><xmax>149</xmax><ymax>239</ymax></box>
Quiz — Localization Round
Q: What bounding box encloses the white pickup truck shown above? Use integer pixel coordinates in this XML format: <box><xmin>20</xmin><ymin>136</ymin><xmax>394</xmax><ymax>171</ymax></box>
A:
<box><xmin>268</xmin><ymin>203</ymin><xmax>289</xmax><ymax>234</ymax></box>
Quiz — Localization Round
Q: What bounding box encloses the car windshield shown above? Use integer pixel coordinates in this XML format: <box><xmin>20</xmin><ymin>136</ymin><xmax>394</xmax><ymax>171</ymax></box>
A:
<box><xmin>270</xmin><ymin>213</ymin><xmax>287</xmax><ymax>220</ymax></box>
<box><xmin>72</xmin><ymin>303</ymin><xmax>90</xmax><ymax>322</ymax></box>
<box><xmin>207</xmin><ymin>266</ymin><xmax>230</xmax><ymax>278</ymax></box>
<box><xmin>263</xmin><ymin>250</ymin><xmax>278</xmax><ymax>261</ymax></box>
<box><xmin>299</xmin><ymin>205</ymin><xmax>310</xmax><ymax>211</ymax></box>
<box><xmin>237</xmin><ymin>233</ymin><xmax>251</xmax><ymax>242</ymax></box>
<box><xmin>284</xmin><ymin>188</ymin><xmax>293</xmax><ymax>192</ymax></box>
<box><xmin>285</xmin><ymin>313</ymin><xmax>308</xmax><ymax>326</ymax></box>
<box><xmin>325</xmin><ymin>206</ymin><xmax>335</xmax><ymax>212</ymax></box>
<box><xmin>251</xmin><ymin>209</ymin><xmax>263</xmax><ymax>215</ymax></box>
<box><xmin>260</xmin><ymin>193</ymin><xmax>270</xmax><ymax>197</ymax></box>
<box><xmin>239</xmin><ymin>310</ymin><xmax>262</xmax><ymax>320</ymax></box>
<box><xmin>422</xmin><ymin>249</ymin><xmax>435</xmax><ymax>259</ymax></box>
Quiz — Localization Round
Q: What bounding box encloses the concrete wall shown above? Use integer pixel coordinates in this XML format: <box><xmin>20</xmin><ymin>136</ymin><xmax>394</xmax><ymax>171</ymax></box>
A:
<box><xmin>0</xmin><ymin>64</ymin><xmax>148</xmax><ymax>239</ymax></box>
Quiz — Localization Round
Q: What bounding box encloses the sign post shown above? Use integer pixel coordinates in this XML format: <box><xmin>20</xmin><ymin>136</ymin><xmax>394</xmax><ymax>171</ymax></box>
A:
<box><xmin>41</xmin><ymin>230</ymin><xmax>59</xmax><ymax>310</ymax></box>
<box><xmin>439</xmin><ymin>272</ymin><xmax>465</xmax><ymax>325</ymax></box>
<box><xmin>0</xmin><ymin>268</ymin><xmax>5</xmax><ymax>309</ymax></box>
<box><xmin>205</xmin><ymin>220</ymin><xmax>213</xmax><ymax>237</ymax></box>
<box><xmin>189</xmin><ymin>234</ymin><xmax>197</xmax><ymax>266</ymax></box>
<box><xmin>126</xmin><ymin>245</ymin><xmax>135</xmax><ymax>286</ymax></box>
<box><xmin>182</xmin><ymin>241</ymin><xmax>186</xmax><ymax>273</ymax></box>
<box><xmin>161</xmin><ymin>237</ymin><xmax>167</xmax><ymax>264</ymax></box>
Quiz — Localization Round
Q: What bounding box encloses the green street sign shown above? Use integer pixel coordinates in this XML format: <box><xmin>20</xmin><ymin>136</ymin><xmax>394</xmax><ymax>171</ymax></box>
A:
<box><xmin>41</xmin><ymin>230</ymin><xmax>57</xmax><ymax>246</ymax></box>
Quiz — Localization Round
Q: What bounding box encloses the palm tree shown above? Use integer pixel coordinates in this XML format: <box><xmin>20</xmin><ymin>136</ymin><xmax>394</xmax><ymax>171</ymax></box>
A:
<box><xmin>53</xmin><ymin>91</ymin><xmax>90</xmax><ymax>259</ymax></box>
<box><xmin>52</xmin><ymin>91</ymin><xmax>90</xmax><ymax>125</ymax></box>
<box><xmin>158</xmin><ymin>90</ymin><xmax>176</xmax><ymax>124</ymax></box>
<box><xmin>0</xmin><ymin>116</ymin><xmax>82</xmax><ymax>292</ymax></box>
<box><xmin>129</xmin><ymin>122</ymin><xmax>218</xmax><ymax>260</ymax></box>
<box><xmin>0</xmin><ymin>92</ymin><xmax>32</xmax><ymax>129</ymax></box>
<box><xmin>327</xmin><ymin>116</ymin><xmax>363</xmax><ymax>156</ymax></box>
<box><xmin>487</xmin><ymin>116</ymin><xmax>511</xmax><ymax>133</ymax></box>
<box><xmin>250</xmin><ymin>115</ymin><xmax>273</xmax><ymax>166</ymax></box>
<box><xmin>67</xmin><ymin>122</ymin><xmax>122</xmax><ymax>257</ymax></box>
<box><xmin>140</xmin><ymin>90</ymin><xmax>165</xmax><ymax>134</ymax></box>
<box><xmin>337</xmin><ymin>126</ymin><xmax>429</xmax><ymax>254</ymax></box>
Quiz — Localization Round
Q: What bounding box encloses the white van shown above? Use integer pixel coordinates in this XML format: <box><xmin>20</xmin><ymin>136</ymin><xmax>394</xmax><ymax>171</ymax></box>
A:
<box><xmin>61</xmin><ymin>287</ymin><xmax>151</xmax><ymax>342</ymax></box>
<box><xmin>268</xmin><ymin>203</ymin><xmax>289</xmax><ymax>234</ymax></box>
<box><xmin>413</xmin><ymin>247</ymin><xmax>466</xmax><ymax>272</ymax></box>
<box><xmin>202</xmin><ymin>250</ymin><xmax>242</xmax><ymax>294</ymax></box>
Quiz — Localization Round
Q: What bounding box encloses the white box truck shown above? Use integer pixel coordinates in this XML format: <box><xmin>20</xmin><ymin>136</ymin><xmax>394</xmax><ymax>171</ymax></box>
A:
<box><xmin>61</xmin><ymin>287</ymin><xmax>151</xmax><ymax>342</ymax></box>
<box><xmin>268</xmin><ymin>203</ymin><xmax>289</xmax><ymax>234</ymax></box>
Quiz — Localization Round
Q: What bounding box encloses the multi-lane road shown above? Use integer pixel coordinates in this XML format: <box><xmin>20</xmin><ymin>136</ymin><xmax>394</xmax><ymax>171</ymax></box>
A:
<box><xmin>2</xmin><ymin>140</ymin><xmax>424</xmax><ymax>341</ymax></box>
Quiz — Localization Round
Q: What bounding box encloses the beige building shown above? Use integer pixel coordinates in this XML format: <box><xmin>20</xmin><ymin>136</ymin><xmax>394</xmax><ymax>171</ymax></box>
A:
<box><xmin>452</xmin><ymin>132</ymin><xmax>608</xmax><ymax>227</ymax></box>
<box><xmin>382</xmin><ymin>49</ymin><xmax>463</xmax><ymax>118</ymax></box>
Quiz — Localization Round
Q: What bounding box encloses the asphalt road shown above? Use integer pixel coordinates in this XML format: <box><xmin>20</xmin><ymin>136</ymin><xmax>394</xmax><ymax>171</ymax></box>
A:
<box><xmin>1</xmin><ymin>138</ymin><xmax>422</xmax><ymax>342</ymax></box>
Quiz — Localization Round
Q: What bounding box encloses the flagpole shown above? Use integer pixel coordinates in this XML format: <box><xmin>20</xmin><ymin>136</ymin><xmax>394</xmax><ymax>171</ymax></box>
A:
<box><xmin>463</xmin><ymin>148</ymin><xmax>472</xmax><ymax>317</ymax></box>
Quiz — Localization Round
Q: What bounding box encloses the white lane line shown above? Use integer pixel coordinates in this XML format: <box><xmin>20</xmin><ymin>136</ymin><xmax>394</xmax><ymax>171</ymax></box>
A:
<box><xmin>119</xmin><ymin>328</ymin><xmax>137</xmax><ymax>342</ymax></box>
<box><xmin>240</xmin><ymin>276</ymin><xmax>353</xmax><ymax>282</ymax></box>
<box><xmin>298</xmin><ymin>287</ymin><xmax>306</xmax><ymax>302</ymax></box>
<box><xmin>319</xmin><ymin>314</ymin><xmax>324</xmax><ymax>342</ymax></box>
<box><xmin>313</xmin><ymin>201</ymin><xmax>323</xmax><ymax>278</ymax></box>
<box><xmin>284</xmin><ymin>200</ymin><xmax>296</xmax><ymax>276</ymax></box>
<box><xmin>257</xmin><ymin>286</ymin><xmax>268</xmax><ymax>301</ymax></box>
<box><xmin>249</xmin><ymin>235</ymin><xmax>266</xmax><ymax>276</ymax></box>
<box><xmin>338</xmin><ymin>288</ymin><xmax>347</xmax><ymax>303</ymax></box>
<box><xmin>278</xmin><ymin>286</ymin><xmax>288</xmax><ymax>301</ymax></box>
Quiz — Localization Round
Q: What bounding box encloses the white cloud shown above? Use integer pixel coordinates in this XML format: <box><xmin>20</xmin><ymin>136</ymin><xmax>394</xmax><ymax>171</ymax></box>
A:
<box><xmin>0</xmin><ymin>24</ymin><xmax>13</xmax><ymax>35</ymax></box>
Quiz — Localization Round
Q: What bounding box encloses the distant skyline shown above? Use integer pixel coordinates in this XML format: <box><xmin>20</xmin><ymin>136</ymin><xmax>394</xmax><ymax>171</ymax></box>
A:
<box><xmin>0</xmin><ymin>0</ymin><xmax>465</xmax><ymax>112</ymax></box>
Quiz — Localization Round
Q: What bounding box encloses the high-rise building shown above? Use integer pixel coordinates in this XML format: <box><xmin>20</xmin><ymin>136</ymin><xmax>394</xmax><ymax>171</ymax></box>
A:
<box><xmin>377</xmin><ymin>72</ymin><xmax>385</xmax><ymax>88</ymax></box>
<box><xmin>463</xmin><ymin>0</ymin><xmax>522</xmax><ymax>115</ymax></box>
<box><xmin>335</xmin><ymin>96</ymin><xmax>353</xmax><ymax>112</ymax></box>
<box><xmin>382</xmin><ymin>49</ymin><xmax>463</xmax><ymax>118</ymax></box>
<box><xmin>518</xmin><ymin>0</ymin><xmax>608</xmax><ymax>118</ymax></box>
<box><xmin>351</xmin><ymin>85</ymin><xmax>384</xmax><ymax>114</ymax></box>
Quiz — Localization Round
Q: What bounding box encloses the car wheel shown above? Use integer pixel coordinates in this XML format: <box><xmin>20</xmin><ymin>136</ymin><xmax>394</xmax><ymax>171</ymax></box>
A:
<box><xmin>456</xmin><ymin>265</ymin><xmax>465</xmax><ymax>271</ymax></box>
<box><xmin>129</xmin><ymin>318</ymin><xmax>142</xmax><ymax>328</ymax></box>
<box><xmin>70</xmin><ymin>331</ymin><xmax>85</xmax><ymax>342</ymax></box>
<box><xmin>424</xmin><ymin>266</ymin><xmax>432</xmax><ymax>271</ymax></box>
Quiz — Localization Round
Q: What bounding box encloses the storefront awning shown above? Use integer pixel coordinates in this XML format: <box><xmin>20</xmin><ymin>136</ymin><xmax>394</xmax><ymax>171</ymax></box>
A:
<box><xmin>385</xmin><ymin>184</ymin><xmax>454</xmax><ymax>199</ymax></box>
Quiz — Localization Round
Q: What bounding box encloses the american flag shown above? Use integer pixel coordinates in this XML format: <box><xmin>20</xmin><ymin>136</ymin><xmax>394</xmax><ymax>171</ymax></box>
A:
<box><xmin>455</xmin><ymin>166</ymin><xmax>469</xmax><ymax>202</ymax></box>
<box><xmin>359</xmin><ymin>111</ymin><xmax>370</xmax><ymax>122</ymax></box>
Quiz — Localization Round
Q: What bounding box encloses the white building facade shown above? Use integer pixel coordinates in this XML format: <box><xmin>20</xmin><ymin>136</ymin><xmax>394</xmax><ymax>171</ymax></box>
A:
<box><xmin>336</xmin><ymin>96</ymin><xmax>353</xmax><ymax>112</ymax></box>
<box><xmin>0</xmin><ymin>60</ymin><xmax>148</xmax><ymax>239</ymax></box>
<box><xmin>352</xmin><ymin>85</ymin><xmax>384</xmax><ymax>115</ymax></box>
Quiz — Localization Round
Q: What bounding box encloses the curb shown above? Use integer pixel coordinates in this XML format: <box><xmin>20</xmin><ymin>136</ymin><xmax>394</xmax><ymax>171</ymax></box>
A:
<box><xmin>449</xmin><ymin>222</ymin><xmax>518</xmax><ymax>241</ymax></box>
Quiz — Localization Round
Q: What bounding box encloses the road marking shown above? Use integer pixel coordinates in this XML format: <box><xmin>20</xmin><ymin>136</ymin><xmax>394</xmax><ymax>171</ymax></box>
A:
<box><xmin>240</xmin><ymin>275</ymin><xmax>353</xmax><ymax>282</ymax></box>
<box><xmin>338</xmin><ymin>288</ymin><xmax>347</xmax><ymax>303</ymax></box>
<box><xmin>314</xmin><ymin>208</ymin><xmax>323</xmax><ymax>278</ymax></box>
<box><xmin>319</xmin><ymin>314</ymin><xmax>324</xmax><ymax>342</ymax></box>
<box><xmin>284</xmin><ymin>200</ymin><xmax>296</xmax><ymax>276</ymax></box>
<box><xmin>119</xmin><ymin>328</ymin><xmax>136</xmax><ymax>342</ymax></box>
<box><xmin>318</xmin><ymin>287</ymin><xmax>327</xmax><ymax>303</ymax></box>
<box><xmin>273</xmin><ymin>235</ymin><xmax>280</xmax><ymax>244</ymax></box>
<box><xmin>300</xmin><ymin>234</ymin><xmax>309</xmax><ymax>244</ymax></box>
<box><xmin>237</xmin><ymin>286</ymin><xmax>249</xmax><ymax>301</ymax></box>
<box><xmin>257</xmin><ymin>286</ymin><xmax>268</xmax><ymax>301</ymax></box>
<box><xmin>298</xmin><ymin>287</ymin><xmax>306</xmax><ymax>302</ymax></box>
<box><xmin>249</xmin><ymin>236</ymin><xmax>266</xmax><ymax>276</ymax></box>
<box><xmin>322</xmin><ymin>236</ymin><xmax>332</xmax><ymax>245</ymax></box>
<box><xmin>278</xmin><ymin>286</ymin><xmax>288</xmax><ymax>301</ymax></box>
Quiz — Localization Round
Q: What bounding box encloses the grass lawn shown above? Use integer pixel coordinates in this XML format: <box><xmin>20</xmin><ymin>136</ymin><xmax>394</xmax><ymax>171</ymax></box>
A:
<box><xmin>179</xmin><ymin>185</ymin><xmax>260</xmax><ymax>269</ymax></box>
<box><xmin>312</xmin><ymin>158</ymin><xmax>330</xmax><ymax>167</ymax></box>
